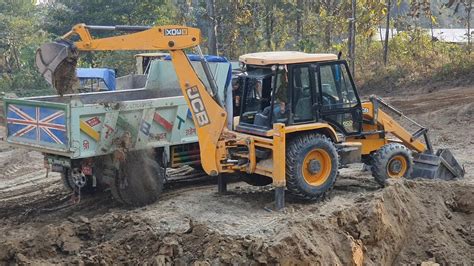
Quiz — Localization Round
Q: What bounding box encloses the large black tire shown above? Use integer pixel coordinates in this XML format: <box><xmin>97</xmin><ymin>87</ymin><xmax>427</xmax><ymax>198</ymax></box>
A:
<box><xmin>370</xmin><ymin>143</ymin><xmax>413</xmax><ymax>186</ymax></box>
<box><xmin>240</xmin><ymin>173</ymin><xmax>273</xmax><ymax>186</ymax></box>
<box><xmin>61</xmin><ymin>168</ymin><xmax>97</xmax><ymax>194</ymax></box>
<box><xmin>110</xmin><ymin>151</ymin><xmax>164</xmax><ymax>206</ymax></box>
<box><xmin>286</xmin><ymin>134</ymin><xmax>339</xmax><ymax>200</ymax></box>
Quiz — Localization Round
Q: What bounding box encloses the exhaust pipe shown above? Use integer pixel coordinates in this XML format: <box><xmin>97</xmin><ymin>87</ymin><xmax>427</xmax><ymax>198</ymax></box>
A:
<box><xmin>35</xmin><ymin>40</ymin><xmax>79</xmax><ymax>95</ymax></box>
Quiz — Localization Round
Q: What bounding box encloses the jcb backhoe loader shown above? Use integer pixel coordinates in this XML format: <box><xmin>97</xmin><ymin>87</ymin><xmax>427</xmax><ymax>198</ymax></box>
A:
<box><xmin>36</xmin><ymin>24</ymin><xmax>464</xmax><ymax>209</ymax></box>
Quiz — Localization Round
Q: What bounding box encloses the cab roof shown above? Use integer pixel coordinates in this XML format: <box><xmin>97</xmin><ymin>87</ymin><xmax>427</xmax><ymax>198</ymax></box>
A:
<box><xmin>239</xmin><ymin>51</ymin><xmax>337</xmax><ymax>65</ymax></box>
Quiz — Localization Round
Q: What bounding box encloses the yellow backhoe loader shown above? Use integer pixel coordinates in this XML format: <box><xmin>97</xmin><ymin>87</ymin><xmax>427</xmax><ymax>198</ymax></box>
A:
<box><xmin>36</xmin><ymin>24</ymin><xmax>464</xmax><ymax>209</ymax></box>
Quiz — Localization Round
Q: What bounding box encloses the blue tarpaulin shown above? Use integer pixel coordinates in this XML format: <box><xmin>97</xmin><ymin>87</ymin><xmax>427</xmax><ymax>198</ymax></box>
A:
<box><xmin>76</xmin><ymin>68</ymin><xmax>116</xmax><ymax>91</ymax></box>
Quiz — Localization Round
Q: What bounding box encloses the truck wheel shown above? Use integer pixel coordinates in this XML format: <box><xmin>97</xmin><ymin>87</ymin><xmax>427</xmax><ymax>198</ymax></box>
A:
<box><xmin>110</xmin><ymin>151</ymin><xmax>164</xmax><ymax>206</ymax></box>
<box><xmin>371</xmin><ymin>143</ymin><xmax>413</xmax><ymax>186</ymax></box>
<box><xmin>286</xmin><ymin>134</ymin><xmax>338</xmax><ymax>200</ymax></box>
<box><xmin>61</xmin><ymin>168</ymin><xmax>97</xmax><ymax>194</ymax></box>
<box><xmin>240</xmin><ymin>173</ymin><xmax>273</xmax><ymax>186</ymax></box>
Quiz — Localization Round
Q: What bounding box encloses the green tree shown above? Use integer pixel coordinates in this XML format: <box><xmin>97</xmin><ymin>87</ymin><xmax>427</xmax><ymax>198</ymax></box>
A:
<box><xmin>41</xmin><ymin>0</ymin><xmax>177</xmax><ymax>75</ymax></box>
<box><xmin>446</xmin><ymin>0</ymin><xmax>472</xmax><ymax>53</ymax></box>
<box><xmin>0</xmin><ymin>0</ymin><xmax>52</xmax><ymax>96</ymax></box>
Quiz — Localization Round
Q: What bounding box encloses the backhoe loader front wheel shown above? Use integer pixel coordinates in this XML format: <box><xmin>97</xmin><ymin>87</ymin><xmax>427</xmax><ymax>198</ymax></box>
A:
<box><xmin>286</xmin><ymin>134</ymin><xmax>338</xmax><ymax>200</ymax></box>
<box><xmin>371</xmin><ymin>143</ymin><xmax>413</xmax><ymax>186</ymax></box>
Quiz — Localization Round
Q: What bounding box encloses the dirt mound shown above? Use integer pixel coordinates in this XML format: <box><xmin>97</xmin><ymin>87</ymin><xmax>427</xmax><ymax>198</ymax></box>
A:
<box><xmin>1</xmin><ymin>180</ymin><xmax>471</xmax><ymax>264</ymax></box>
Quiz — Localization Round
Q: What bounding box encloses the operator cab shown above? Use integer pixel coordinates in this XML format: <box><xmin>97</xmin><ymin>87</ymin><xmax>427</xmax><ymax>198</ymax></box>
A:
<box><xmin>236</xmin><ymin>51</ymin><xmax>362</xmax><ymax>137</ymax></box>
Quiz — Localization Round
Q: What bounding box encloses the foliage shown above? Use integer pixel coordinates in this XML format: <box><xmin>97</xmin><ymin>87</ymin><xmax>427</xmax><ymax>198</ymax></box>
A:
<box><xmin>0</xmin><ymin>0</ymin><xmax>472</xmax><ymax>97</ymax></box>
<box><xmin>0</xmin><ymin>0</ymin><xmax>53</xmax><ymax>96</ymax></box>
<box><xmin>40</xmin><ymin>0</ymin><xmax>176</xmax><ymax>76</ymax></box>
<box><xmin>356</xmin><ymin>30</ymin><xmax>474</xmax><ymax>93</ymax></box>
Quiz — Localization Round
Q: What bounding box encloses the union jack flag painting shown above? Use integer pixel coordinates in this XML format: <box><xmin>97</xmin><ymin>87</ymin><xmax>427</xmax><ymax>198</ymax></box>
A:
<box><xmin>6</xmin><ymin>104</ymin><xmax>68</xmax><ymax>146</ymax></box>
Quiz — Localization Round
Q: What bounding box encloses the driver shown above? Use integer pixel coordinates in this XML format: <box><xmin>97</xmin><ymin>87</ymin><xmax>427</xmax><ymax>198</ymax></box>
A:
<box><xmin>273</xmin><ymin>70</ymin><xmax>288</xmax><ymax>121</ymax></box>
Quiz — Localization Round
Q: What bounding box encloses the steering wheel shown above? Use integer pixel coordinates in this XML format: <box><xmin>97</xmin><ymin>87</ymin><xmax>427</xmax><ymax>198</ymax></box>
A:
<box><xmin>322</xmin><ymin>92</ymin><xmax>338</xmax><ymax>107</ymax></box>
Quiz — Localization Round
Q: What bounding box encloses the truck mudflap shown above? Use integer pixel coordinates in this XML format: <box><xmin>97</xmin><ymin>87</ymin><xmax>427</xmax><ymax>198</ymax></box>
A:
<box><xmin>5</xmin><ymin>100</ymin><xmax>69</xmax><ymax>151</ymax></box>
<box><xmin>412</xmin><ymin>149</ymin><xmax>465</xmax><ymax>180</ymax></box>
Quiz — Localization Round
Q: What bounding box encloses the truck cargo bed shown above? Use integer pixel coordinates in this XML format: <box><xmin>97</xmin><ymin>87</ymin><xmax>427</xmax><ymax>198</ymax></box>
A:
<box><xmin>4</xmin><ymin>88</ymin><xmax>197</xmax><ymax>159</ymax></box>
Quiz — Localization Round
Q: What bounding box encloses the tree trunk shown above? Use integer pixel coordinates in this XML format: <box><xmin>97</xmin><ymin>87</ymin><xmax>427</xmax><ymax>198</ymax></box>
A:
<box><xmin>348</xmin><ymin>0</ymin><xmax>356</xmax><ymax>75</ymax></box>
<box><xmin>383</xmin><ymin>0</ymin><xmax>391</xmax><ymax>66</ymax></box>
<box><xmin>324</xmin><ymin>24</ymin><xmax>331</xmax><ymax>48</ymax></box>
<box><xmin>205</xmin><ymin>0</ymin><xmax>218</xmax><ymax>55</ymax></box>
<box><xmin>296</xmin><ymin>0</ymin><xmax>303</xmax><ymax>47</ymax></box>
<box><xmin>265</xmin><ymin>4</ymin><xmax>274</xmax><ymax>50</ymax></box>
<box><xmin>468</xmin><ymin>0</ymin><xmax>472</xmax><ymax>54</ymax></box>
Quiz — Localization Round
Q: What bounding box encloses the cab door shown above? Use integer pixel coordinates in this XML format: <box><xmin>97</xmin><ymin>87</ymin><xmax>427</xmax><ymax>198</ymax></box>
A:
<box><xmin>316</xmin><ymin>61</ymin><xmax>362</xmax><ymax>135</ymax></box>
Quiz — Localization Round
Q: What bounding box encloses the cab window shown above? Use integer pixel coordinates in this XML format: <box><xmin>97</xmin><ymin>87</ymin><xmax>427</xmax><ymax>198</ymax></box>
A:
<box><xmin>292</xmin><ymin>67</ymin><xmax>313</xmax><ymax>122</ymax></box>
<box><xmin>319</xmin><ymin>64</ymin><xmax>358</xmax><ymax>110</ymax></box>
<box><xmin>240</xmin><ymin>70</ymin><xmax>272</xmax><ymax>125</ymax></box>
<box><xmin>272</xmin><ymin>70</ymin><xmax>289</xmax><ymax>123</ymax></box>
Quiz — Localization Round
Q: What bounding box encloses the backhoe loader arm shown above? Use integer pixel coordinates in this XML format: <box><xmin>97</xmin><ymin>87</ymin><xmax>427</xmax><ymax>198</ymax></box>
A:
<box><xmin>361</xmin><ymin>97</ymin><xmax>427</xmax><ymax>153</ymax></box>
<box><xmin>35</xmin><ymin>24</ymin><xmax>228</xmax><ymax>175</ymax></box>
<box><xmin>62</xmin><ymin>24</ymin><xmax>201</xmax><ymax>51</ymax></box>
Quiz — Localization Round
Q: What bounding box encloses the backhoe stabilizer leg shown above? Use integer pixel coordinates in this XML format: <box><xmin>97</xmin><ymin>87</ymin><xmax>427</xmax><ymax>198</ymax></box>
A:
<box><xmin>275</xmin><ymin>187</ymin><xmax>285</xmax><ymax>210</ymax></box>
<box><xmin>217</xmin><ymin>174</ymin><xmax>227</xmax><ymax>194</ymax></box>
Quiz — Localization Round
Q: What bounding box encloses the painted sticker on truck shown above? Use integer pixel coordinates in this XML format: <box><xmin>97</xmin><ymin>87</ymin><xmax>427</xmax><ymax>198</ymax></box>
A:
<box><xmin>6</xmin><ymin>104</ymin><xmax>67</xmax><ymax>145</ymax></box>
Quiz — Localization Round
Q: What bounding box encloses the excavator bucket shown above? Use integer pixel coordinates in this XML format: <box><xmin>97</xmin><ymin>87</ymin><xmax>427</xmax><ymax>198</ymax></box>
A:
<box><xmin>35</xmin><ymin>40</ymin><xmax>79</xmax><ymax>95</ymax></box>
<box><xmin>412</xmin><ymin>149</ymin><xmax>465</xmax><ymax>180</ymax></box>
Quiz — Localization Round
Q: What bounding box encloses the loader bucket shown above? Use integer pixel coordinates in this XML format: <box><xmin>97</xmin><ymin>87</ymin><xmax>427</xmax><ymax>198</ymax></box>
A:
<box><xmin>412</xmin><ymin>149</ymin><xmax>465</xmax><ymax>180</ymax></box>
<box><xmin>35</xmin><ymin>40</ymin><xmax>79</xmax><ymax>95</ymax></box>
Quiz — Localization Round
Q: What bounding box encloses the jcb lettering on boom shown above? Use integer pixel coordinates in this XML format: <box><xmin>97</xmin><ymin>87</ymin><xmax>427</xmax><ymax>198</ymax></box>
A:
<box><xmin>186</xmin><ymin>86</ymin><xmax>210</xmax><ymax>127</ymax></box>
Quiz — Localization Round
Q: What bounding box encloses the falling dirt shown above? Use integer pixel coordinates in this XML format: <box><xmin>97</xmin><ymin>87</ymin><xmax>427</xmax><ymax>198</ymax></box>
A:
<box><xmin>53</xmin><ymin>60</ymin><xmax>79</xmax><ymax>96</ymax></box>
<box><xmin>0</xmin><ymin>83</ymin><xmax>473</xmax><ymax>264</ymax></box>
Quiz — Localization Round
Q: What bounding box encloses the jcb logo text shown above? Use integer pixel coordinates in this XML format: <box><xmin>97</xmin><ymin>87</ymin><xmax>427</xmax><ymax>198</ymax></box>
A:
<box><xmin>164</xmin><ymin>28</ymin><xmax>188</xmax><ymax>36</ymax></box>
<box><xmin>186</xmin><ymin>86</ymin><xmax>210</xmax><ymax>127</ymax></box>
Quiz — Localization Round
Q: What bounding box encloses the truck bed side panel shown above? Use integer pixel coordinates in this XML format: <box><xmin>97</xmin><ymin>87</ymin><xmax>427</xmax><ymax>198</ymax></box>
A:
<box><xmin>70</xmin><ymin>95</ymin><xmax>198</xmax><ymax>159</ymax></box>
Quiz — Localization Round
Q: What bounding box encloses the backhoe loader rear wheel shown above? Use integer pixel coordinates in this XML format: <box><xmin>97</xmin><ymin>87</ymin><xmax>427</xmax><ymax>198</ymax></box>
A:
<box><xmin>371</xmin><ymin>143</ymin><xmax>413</xmax><ymax>187</ymax></box>
<box><xmin>110</xmin><ymin>151</ymin><xmax>164</xmax><ymax>206</ymax></box>
<box><xmin>286</xmin><ymin>134</ymin><xmax>338</xmax><ymax>201</ymax></box>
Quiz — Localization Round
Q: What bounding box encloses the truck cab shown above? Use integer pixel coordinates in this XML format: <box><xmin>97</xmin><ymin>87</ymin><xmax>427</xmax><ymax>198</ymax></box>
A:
<box><xmin>76</xmin><ymin>68</ymin><xmax>116</xmax><ymax>92</ymax></box>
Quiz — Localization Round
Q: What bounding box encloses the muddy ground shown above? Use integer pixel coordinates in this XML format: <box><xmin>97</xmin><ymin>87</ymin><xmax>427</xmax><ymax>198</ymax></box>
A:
<box><xmin>0</xmin><ymin>84</ymin><xmax>472</xmax><ymax>265</ymax></box>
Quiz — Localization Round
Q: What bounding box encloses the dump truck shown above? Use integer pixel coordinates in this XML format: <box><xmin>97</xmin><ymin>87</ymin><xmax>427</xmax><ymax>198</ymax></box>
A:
<box><xmin>4</xmin><ymin>33</ymin><xmax>234</xmax><ymax>205</ymax></box>
<box><xmin>20</xmin><ymin>24</ymin><xmax>466</xmax><ymax>208</ymax></box>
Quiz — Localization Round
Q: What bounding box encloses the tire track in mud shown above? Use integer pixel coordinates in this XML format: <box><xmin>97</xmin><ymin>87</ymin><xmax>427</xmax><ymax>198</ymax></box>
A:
<box><xmin>0</xmin><ymin>150</ymin><xmax>44</xmax><ymax>181</ymax></box>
